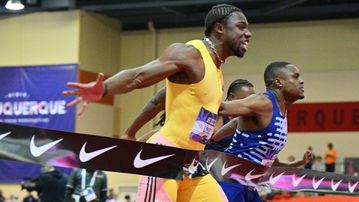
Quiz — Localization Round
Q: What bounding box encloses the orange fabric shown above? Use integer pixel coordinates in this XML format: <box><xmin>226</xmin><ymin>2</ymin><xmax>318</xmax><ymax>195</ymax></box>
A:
<box><xmin>268</xmin><ymin>195</ymin><xmax>359</xmax><ymax>202</ymax></box>
<box><xmin>325</xmin><ymin>149</ymin><xmax>337</xmax><ymax>164</ymax></box>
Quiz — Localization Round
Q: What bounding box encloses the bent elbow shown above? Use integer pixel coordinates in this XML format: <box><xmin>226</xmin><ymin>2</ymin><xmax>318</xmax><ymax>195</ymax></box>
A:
<box><xmin>218</xmin><ymin>104</ymin><xmax>234</xmax><ymax>117</ymax></box>
<box><xmin>218</xmin><ymin>106</ymin><xmax>225</xmax><ymax>116</ymax></box>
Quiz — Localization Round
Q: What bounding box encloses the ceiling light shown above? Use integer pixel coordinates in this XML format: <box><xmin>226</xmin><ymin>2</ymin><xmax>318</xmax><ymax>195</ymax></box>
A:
<box><xmin>5</xmin><ymin>0</ymin><xmax>25</xmax><ymax>11</ymax></box>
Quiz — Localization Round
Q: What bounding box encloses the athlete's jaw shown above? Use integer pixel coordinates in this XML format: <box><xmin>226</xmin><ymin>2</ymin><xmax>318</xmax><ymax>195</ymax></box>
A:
<box><xmin>298</xmin><ymin>85</ymin><xmax>305</xmax><ymax>99</ymax></box>
<box><xmin>234</xmin><ymin>39</ymin><xmax>249</xmax><ymax>58</ymax></box>
<box><xmin>240</xmin><ymin>40</ymin><xmax>249</xmax><ymax>53</ymax></box>
<box><xmin>227</xmin><ymin>34</ymin><xmax>250</xmax><ymax>58</ymax></box>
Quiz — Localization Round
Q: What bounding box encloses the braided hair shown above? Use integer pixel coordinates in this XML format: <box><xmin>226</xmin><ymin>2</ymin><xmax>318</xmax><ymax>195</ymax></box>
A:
<box><xmin>204</xmin><ymin>4</ymin><xmax>242</xmax><ymax>36</ymax></box>
<box><xmin>225</xmin><ymin>79</ymin><xmax>254</xmax><ymax>101</ymax></box>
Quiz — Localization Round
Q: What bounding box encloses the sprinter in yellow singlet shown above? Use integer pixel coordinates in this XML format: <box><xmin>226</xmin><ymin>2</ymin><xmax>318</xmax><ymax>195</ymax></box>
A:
<box><xmin>63</xmin><ymin>4</ymin><xmax>252</xmax><ymax>202</ymax></box>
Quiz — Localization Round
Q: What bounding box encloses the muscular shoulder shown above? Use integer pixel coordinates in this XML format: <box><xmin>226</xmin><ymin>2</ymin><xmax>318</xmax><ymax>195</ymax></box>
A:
<box><xmin>246</xmin><ymin>93</ymin><xmax>272</xmax><ymax>114</ymax></box>
<box><xmin>245</xmin><ymin>93</ymin><xmax>271</xmax><ymax>104</ymax></box>
<box><xmin>161</xmin><ymin>43</ymin><xmax>202</xmax><ymax>64</ymax></box>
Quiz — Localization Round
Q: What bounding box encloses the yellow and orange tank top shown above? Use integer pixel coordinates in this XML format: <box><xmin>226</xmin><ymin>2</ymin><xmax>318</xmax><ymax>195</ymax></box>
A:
<box><xmin>152</xmin><ymin>40</ymin><xmax>224</xmax><ymax>151</ymax></box>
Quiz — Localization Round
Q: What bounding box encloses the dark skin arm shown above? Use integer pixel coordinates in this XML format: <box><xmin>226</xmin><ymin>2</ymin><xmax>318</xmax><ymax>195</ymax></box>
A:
<box><xmin>218</xmin><ymin>94</ymin><xmax>272</xmax><ymax>117</ymax></box>
<box><xmin>273</xmin><ymin>151</ymin><xmax>314</xmax><ymax>168</ymax></box>
<box><xmin>122</xmin><ymin>87</ymin><xmax>166</xmax><ymax>141</ymax></box>
<box><xmin>213</xmin><ymin>94</ymin><xmax>272</xmax><ymax>142</ymax></box>
<box><xmin>212</xmin><ymin>118</ymin><xmax>238</xmax><ymax>142</ymax></box>
<box><xmin>63</xmin><ymin>43</ymin><xmax>204</xmax><ymax>115</ymax></box>
<box><xmin>137</xmin><ymin>129</ymin><xmax>160</xmax><ymax>142</ymax></box>
<box><xmin>217</xmin><ymin>93</ymin><xmax>274</xmax><ymax>137</ymax></box>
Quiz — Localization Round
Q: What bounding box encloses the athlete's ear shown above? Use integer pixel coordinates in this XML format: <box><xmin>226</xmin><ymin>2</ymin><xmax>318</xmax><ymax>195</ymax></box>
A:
<box><xmin>227</xmin><ymin>92</ymin><xmax>234</xmax><ymax>101</ymax></box>
<box><xmin>274</xmin><ymin>79</ymin><xmax>282</xmax><ymax>88</ymax></box>
<box><xmin>213</xmin><ymin>22</ymin><xmax>224</xmax><ymax>35</ymax></box>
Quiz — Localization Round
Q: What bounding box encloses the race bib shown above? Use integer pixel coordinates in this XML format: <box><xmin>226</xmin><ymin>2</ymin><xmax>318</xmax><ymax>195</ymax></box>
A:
<box><xmin>190</xmin><ymin>107</ymin><xmax>217</xmax><ymax>144</ymax></box>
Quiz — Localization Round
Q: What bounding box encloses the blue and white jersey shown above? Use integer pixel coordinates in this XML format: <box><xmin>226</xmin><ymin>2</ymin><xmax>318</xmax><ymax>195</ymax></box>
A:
<box><xmin>225</xmin><ymin>91</ymin><xmax>287</xmax><ymax>167</ymax></box>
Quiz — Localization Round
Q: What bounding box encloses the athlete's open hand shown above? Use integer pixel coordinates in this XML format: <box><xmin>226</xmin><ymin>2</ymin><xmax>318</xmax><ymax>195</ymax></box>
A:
<box><xmin>63</xmin><ymin>73</ymin><xmax>105</xmax><ymax>115</ymax></box>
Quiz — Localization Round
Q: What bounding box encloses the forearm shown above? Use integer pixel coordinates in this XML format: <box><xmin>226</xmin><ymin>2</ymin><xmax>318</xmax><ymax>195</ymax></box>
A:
<box><xmin>137</xmin><ymin>129</ymin><xmax>159</xmax><ymax>142</ymax></box>
<box><xmin>219</xmin><ymin>100</ymin><xmax>256</xmax><ymax>117</ymax></box>
<box><xmin>105</xmin><ymin>60</ymin><xmax>174</xmax><ymax>95</ymax></box>
<box><xmin>212</xmin><ymin>118</ymin><xmax>238</xmax><ymax>142</ymax></box>
<box><xmin>125</xmin><ymin>107</ymin><xmax>163</xmax><ymax>137</ymax></box>
<box><xmin>273</xmin><ymin>160</ymin><xmax>306</xmax><ymax>168</ymax></box>
<box><xmin>105</xmin><ymin>68</ymin><xmax>142</xmax><ymax>95</ymax></box>
<box><xmin>219</xmin><ymin>94</ymin><xmax>269</xmax><ymax>117</ymax></box>
<box><xmin>124</xmin><ymin>88</ymin><xmax>166</xmax><ymax>137</ymax></box>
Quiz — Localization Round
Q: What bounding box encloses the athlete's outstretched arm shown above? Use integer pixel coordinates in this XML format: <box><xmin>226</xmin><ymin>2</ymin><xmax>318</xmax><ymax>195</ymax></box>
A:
<box><xmin>218</xmin><ymin>94</ymin><xmax>271</xmax><ymax>117</ymax></box>
<box><xmin>273</xmin><ymin>151</ymin><xmax>313</xmax><ymax>168</ymax></box>
<box><xmin>122</xmin><ymin>87</ymin><xmax>166</xmax><ymax>141</ymax></box>
<box><xmin>211</xmin><ymin>118</ymin><xmax>238</xmax><ymax>142</ymax></box>
<box><xmin>63</xmin><ymin>43</ymin><xmax>196</xmax><ymax>115</ymax></box>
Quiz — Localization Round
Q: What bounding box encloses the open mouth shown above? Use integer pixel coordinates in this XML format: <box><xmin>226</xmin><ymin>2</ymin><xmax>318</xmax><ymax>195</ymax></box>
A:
<box><xmin>240</xmin><ymin>41</ymin><xmax>249</xmax><ymax>52</ymax></box>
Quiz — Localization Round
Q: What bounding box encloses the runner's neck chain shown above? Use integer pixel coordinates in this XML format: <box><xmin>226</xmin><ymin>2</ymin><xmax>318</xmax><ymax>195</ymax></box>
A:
<box><xmin>204</xmin><ymin>37</ymin><xmax>224</xmax><ymax>65</ymax></box>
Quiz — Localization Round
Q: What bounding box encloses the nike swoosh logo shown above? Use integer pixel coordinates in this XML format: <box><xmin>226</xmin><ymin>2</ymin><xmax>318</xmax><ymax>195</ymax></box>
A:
<box><xmin>245</xmin><ymin>169</ymin><xmax>265</xmax><ymax>181</ymax></box>
<box><xmin>312</xmin><ymin>177</ymin><xmax>325</xmax><ymax>189</ymax></box>
<box><xmin>0</xmin><ymin>132</ymin><xmax>11</xmax><ymax>141</ymax></box>
<box><xmin>30</xmin><ymin>135</ymin><xmax>63</xmax><ymax>157</ymax></box>
<box><xmin>269</xmin><ymin>172</ymin><xmax>285</xmax><ymax>185</ymax></box>
<box><xmin>205</xmin><ymin>158</ymin><xmax>217</xmax><ymax>171</ymax></box>
<box><xmin>133</xmin><ymin>149</ymin><xmax>175</xmax><ymax>168</ymax></box>
<box><xmin>221</xmin><ymin>161</ymin><xmax>241</xmax><ymax>176</ymax></box>
<box><xmin>331</xmin><ymin>179</ymin><xmax>343</xmax><ymax>191</ymax></box>
<box><xmin>79</xmin><ymin>142</ymin><xmax>117</xmax><ymax>162</ymax></box>
<box><xmin>292</xmin><ymin>174</ymin><xmax>306</xmax><ymax>187</ymax></box>
<box><xmin>348</xmin><ymin>181</ymin><xmax>359</xmax><ymax>193</ymax></box>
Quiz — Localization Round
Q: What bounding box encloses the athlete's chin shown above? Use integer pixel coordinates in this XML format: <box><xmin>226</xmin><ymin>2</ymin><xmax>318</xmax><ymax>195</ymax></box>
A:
<box><xmin>235</xmin><ymin>51</ymin><xmax>245</xmax><ymax>58</ymax></box>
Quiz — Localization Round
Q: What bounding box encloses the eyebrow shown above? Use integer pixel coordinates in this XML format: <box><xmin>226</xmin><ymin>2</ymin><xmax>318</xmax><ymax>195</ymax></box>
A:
<box><xmin>237</xmin><ymin>21</ymin><xmax>248</xmax><ymax>26</ymax></box>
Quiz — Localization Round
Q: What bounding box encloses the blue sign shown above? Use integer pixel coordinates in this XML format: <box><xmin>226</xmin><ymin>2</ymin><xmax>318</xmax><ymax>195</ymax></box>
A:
<box><xmin>0</xmin><ymin>64</ymin><xmax>78</xmax><ymax>182</ymax></box>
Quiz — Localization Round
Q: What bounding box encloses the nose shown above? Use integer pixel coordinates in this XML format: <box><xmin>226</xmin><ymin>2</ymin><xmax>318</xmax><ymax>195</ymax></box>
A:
<box><xmin>300</xmin><ymin>78</ymin><xmax>304</xmax><ymax>84</ymax></box>
<box><xmin>245</xmin><ymin>29</ymin><xmax>252</xmax><ymax>38</ymax></box>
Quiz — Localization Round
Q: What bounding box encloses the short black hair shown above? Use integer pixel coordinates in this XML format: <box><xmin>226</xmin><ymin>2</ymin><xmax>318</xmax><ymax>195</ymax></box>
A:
<box><xmin>204</xmin><ymin>4</ymin><xmax>242</xmax><ymax>36</ymax></box>
<box><xmin>226</xmin><ymin>79</ymin><xmax>253</xmax><ymax>100</ymax></box>
<box><xmin>264</xmin><ymin>61</ymin><xmax>291</xmax><ymax>87</ymax></box>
